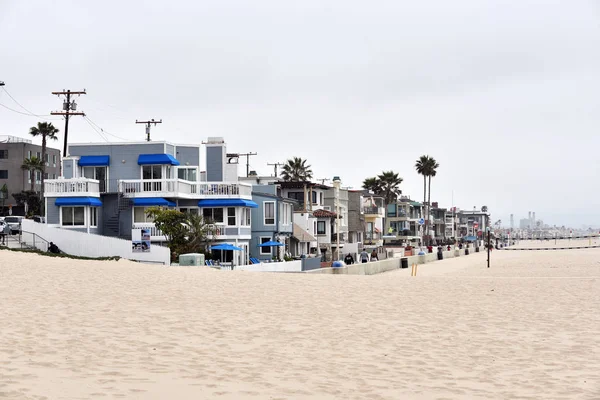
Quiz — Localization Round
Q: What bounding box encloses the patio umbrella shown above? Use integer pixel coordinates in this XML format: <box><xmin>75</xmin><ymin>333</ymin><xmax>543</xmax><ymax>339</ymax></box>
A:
<box><xmin>211</xmin><ymin>243</ymin><xmax>243</xmax><ymax>265</ymax></box>
<box><xmin>463</xmin><ymin>235</ymin><xmax>477</xmax><ymax>242</ymax></box>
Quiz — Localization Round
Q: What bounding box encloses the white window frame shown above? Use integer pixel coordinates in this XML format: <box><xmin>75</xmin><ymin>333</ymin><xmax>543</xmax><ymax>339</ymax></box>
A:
<box><xmin>317</xmin><ymin>220</ymin><xmax>326</xmax><ymax>235</ymax></box>
<box><xmin>264</xmin><ymin>201</ymin><xmax>275</xmax><ymax>226</ymax></box>
<box><xmin>140</xmin><ymin>165</ymin><xmax>165</xmax><ymax>180</ymax></box>
<box><xmin>226</xmin><ymin>207</ymin><xmax>236</xmax><ymax>226</ymax></box>
<box><xmin>60</xmin><ymin>206</ymin><xmax>87</xmax><ymax>227</ymax></box>
<box><xmin>260</xmin><ymin>236</ymin><xmax>272</xmax><ymax>255</ymax></box>
<box><xmin>202</xmin><ymin>207</ymin><xmax>224</xmax><ymax>224</ymax></box>
<box><xmin>52</xmin><ymin>154</ymin><xmax>57</xmax><ymax>167</ymax></box>
<box><xmin>177</xmin><ymin>166</ymin><xmax>199</xmax><ymax>182</ymax></box>
<box><xmin>242</xmin><ymin>208</ymin><xmax>251</xmax><ymax>226</ymax></box>
<box><xmin>90</xmin><ymin>207</ymin><xmax>98</xmax><ymax>227</ymax></box>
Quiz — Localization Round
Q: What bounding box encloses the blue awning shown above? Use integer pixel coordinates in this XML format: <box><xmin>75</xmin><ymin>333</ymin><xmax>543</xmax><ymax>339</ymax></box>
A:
<box><xmin>138</xmin><ymin>154</ymin><xmax>180</xmax><ymax>166</ymax></box>
<box><xmin>55</xmin><ymin>197</ymin><xmax>102</xmax><ymax>207</ymax></box>
<box><xmin>198</xmin><ymin>199</ymin><xmax>259</xmax><ymax>208</ymax></box>
<box><xmin>78</xmin><ymin>155</ymin><xmax>110</xmax><ymax>166</ymax></box>
<box><xmin>133</xmin><ymin>198</ymin><xmax>176</xmax><ymax>207</ymax></box>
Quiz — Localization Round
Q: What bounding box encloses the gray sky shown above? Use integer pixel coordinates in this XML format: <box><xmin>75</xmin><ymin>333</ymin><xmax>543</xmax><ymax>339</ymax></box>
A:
<box><xmin>1</xmin><ymin>0</ymin><xmax>600</xmax><ymax>227</ymax></box>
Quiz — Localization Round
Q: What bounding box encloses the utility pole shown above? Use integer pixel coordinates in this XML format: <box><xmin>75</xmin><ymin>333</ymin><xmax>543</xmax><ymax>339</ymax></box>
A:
<box><xmin>51</xmin><ymin>89</ymin><xmax>86</xmax><ymax>157</ymax></box>
<box><xmin>316</xmin><ymin>178</ymin><xmax>331</xmax><ymax>185</ymax></box>
<box><xmin>267</xmin><ymin>162</ymin><xmax>284</xmax><ymax>178</ymax></box>
<box><xmin>136</xmin><ymin>119</ymin><xmax>162</xmax><ymax>141</ymax></box>
<box><xmin>0</xmin><ymin>81</ymin><xmax>5</xmax><ymax>87</ymax></box>
<box><xmin>237</xmin><ymin>152</ymin><xmax>257</xmax><ymax>177</ymax></box>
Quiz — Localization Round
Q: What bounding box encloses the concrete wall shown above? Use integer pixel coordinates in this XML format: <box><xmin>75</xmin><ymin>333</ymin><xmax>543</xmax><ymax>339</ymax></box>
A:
<box><xmin>21</xmin><ymin>219</ymin><xmax>171</xmax><ymax>265</ymax></box>
<box><xmin>235</xmin><ymin>260</ymin><xmax>302</xmax><ymax>272</ymax></box>
<box><xmin>306</xmin><ymin>246</ymin><xmax>481</xmax><ymax>275</ymax></box>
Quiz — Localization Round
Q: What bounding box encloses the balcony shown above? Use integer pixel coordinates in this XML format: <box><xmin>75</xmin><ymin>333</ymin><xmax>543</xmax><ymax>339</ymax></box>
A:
<box><xmin>45</xmin><ymin>178</ymin><xmax>100</xmax><ymax>197</ymax></box>
<box><xmin>361</xmin><ymin>206</ymin><xmax>385</xmax><ymax>217</ymax></box>
<box><xmin>433</xmin><ymin>218</ymin><xmax>445</xmax><ymax>224</ymax></box>
<box><xmin>132</xmin><ymin>222</ymin><xmax>252</xmax><ymax>241</ymax></box>
<box><xmin>119</xmin><ymin>180</ymin><xmax>252</xmax><ymax>199</ymax></box>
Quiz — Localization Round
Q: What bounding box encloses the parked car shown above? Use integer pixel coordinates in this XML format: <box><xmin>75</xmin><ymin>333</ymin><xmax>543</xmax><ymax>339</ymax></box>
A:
<box><xmin>4</xmin><ymin>216</ymin><xmax>23</xmax><ymax>235</ymax></box>
<box><xmin>32</xmin><ymin>215</ymin><xmax>45</xmax><ymax>223</ymax></box>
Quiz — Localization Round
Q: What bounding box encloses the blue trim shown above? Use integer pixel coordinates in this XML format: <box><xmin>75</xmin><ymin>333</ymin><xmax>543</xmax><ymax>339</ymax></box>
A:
<box><xmin>198</xmin><ymin>199</ymin><xmax>259</xmax><ymax>208</ymax></box>
<box><xmin>133</xmin><ymin>198</ymin><xmax>176</xmax><ymax>207</ymax></box>
<box><xmin>138</xmin><ymin>153</ymin><xmax>180</xmax><ymax>166</ymax></box>
<box><xmin>55</xmin><ymin>197</ymin><xmax>102</xmax><ymax>206</ymax></box>
<box><xmin>78</xmin><ymin>155</ymin><xmax>110</xmax><ymax>166</ymax></box>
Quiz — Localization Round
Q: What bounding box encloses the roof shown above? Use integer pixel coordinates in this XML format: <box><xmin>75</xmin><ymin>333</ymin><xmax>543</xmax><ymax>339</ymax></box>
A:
<box><xmin>252</xmin><ymin>191</ymin><xmax>298</xmax><ymax>204</ymax></box>
<box><xmin>292</xmin><ymin>223</ymin><xmax>317</xmax><ymax>242</ymax></box>
<box><xmin>278</xmin><ymin>181</ymin><xmax>330</xmax><ymax>190</ymax></box>
<box><xmin>313</xmin><ymin>209</ymin><xmax>337</xmax><ymax>218</ymax></box>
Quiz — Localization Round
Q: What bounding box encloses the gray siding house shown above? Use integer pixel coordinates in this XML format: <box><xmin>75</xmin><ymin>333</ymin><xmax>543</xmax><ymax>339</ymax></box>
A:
<box><xmin>249</xmin><ymin>184</ymin><xmax>295</xmax><ymax>261</ymax></box>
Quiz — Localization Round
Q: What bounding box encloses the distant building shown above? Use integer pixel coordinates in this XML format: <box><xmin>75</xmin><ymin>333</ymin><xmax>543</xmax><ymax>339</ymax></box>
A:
<box><xmin>0</xmin><ymin>135</ymin><xmax>61</xmax><ymax>212</ymax></box>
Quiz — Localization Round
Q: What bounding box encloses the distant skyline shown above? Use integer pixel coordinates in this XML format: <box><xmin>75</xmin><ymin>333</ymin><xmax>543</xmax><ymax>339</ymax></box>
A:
<box><xmin>2</xmin><ymin>0</ymin><xmax>600</xmax><ymax>227</ymax></box>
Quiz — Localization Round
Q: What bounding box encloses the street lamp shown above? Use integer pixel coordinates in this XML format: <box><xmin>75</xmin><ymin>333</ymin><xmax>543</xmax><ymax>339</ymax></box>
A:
<box><xmin>332</xmin><ymin>176</ymin><xmax>341</xmax><ymax>261</ymax></box>
<box><xmin>486</xmin><ymin>226</ymin><xmax>491</xmax><ymax>268</ymax></box>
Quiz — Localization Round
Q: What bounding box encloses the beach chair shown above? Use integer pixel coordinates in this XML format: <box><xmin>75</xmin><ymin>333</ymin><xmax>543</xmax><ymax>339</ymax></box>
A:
<box><xmin>205</xmin><ymin>260</ymin><xmax>214</xmax><ymax>267</ymax></box>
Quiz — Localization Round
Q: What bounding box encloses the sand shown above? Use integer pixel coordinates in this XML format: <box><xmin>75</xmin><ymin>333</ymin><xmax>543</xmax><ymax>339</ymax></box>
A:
<box><xmin>1</xmin><ymin>246</ymin><xmax>599</xmax><ymax>399</ymax></box>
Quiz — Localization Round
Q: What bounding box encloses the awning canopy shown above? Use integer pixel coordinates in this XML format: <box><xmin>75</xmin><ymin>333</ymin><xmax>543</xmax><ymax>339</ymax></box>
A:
<box><xmin>292</xmin><ymin>223</ymin><xmax>317</xmax><ymax>243</ymax></box>
<box><xmin>55</xmin><ymin>197</ymin><xmax>102</xmax><ymax>207</ymax></box>
<box><xmin>197</xmin><ymin>199</ymin><xmax>258</xmax><ymax>208</ymax></box>
<box><xmin>133</xmin><ymin>198</ymin><xmax>176</xmax><ymax>207</ymax></box>
<box><xmin>258</xmin><ymin>240</ymin><xmax>284</xmax><ymax>247</ymax></box>
<box><xmin>138</xmin><ymin>153</ymin><xmax>180</xmax><ymax>166</ymax></box>
<box><xmin>211</xmin><ymin>243</ymin><xmax>243</xmax><ymax>251</ymax></box>
<box><xmin>78</xmin><ymin>155</ymin><xmax>110</xmax><ymax>166</ymax></box>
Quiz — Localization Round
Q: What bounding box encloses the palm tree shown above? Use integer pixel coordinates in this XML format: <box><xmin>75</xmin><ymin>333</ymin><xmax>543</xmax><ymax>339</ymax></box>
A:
<box><xmin>21</xmin><ymin>157</ymin><xmax>44</xmax><ymax>192</ymax></box>
<box><xmin>280</xmin><ymin>157</ymin><xmax>313</xmax><ymax>181</ymax></box>
<box><xmin>376</xmin><ymin>171</ymin><xmax>403</xmax><ymax>205</ymax></box>
<box><xmin>426</xmin><ymin>157</ymin><xmax>439</xmax><ymax>225</ymax></box>
<box><xmin>415</xmin><ymin>155</ymin><xmax>430</xmax><ymax>207</ymax></box>
<box><xmin>29</xmin><ymin>122</ymin><xmax>59</xmax><ymax>214</ymax></box>
<box><xmin>362</xmin><ymin>177</ymin><xmax>381</xmax><ymax>194</ymax></box>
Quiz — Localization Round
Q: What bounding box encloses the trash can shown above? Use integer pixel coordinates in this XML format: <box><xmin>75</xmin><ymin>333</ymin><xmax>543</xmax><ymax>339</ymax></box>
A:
<box><xmin>437</xmin><ymin>251</ymin><xmax>443</xmax><ymax>260</ymax></box>
<box><xmin>332</xmin><ymin>261</ymin><xmax>344</xmax><ymax>268</ymax></box>
<box><xmin>475</xmin><ymin>247</ymin><xmax>480</xmax><ymax>253</ymax></box>
<box><xmin>465</xmin><ymin>248</ymin><xmax>469</xmax><ymax>255</ymax></box>
<box><xmin>401</xmin><ymin>258</ymin><xmax>409</xmax><ymax>269</ymax></box>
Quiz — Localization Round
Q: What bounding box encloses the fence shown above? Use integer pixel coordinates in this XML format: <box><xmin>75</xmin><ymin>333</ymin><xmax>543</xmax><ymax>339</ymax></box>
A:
<box><xmin>234</xmin><ymin>260</ymin><xmax>303</xmax><ymax>272</ymax></box>
<box><xmin>21</xmin><ymin>220</ymin><xmax>171</xmax><ymax>265</ymax></box>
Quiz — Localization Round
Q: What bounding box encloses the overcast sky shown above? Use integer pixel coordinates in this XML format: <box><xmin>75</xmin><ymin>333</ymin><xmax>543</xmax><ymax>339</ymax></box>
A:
<box><xmin>1</xmin><ymin>0</ymin><xmax>599</xmax><ymax>227</ymax></box>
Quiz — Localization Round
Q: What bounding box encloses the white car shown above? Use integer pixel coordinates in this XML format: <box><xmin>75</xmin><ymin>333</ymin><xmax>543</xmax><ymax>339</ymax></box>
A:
<box><xmin>3</xmin><ymin>216</ymin><xmax>23</xmax><ymax>235</ymax></box>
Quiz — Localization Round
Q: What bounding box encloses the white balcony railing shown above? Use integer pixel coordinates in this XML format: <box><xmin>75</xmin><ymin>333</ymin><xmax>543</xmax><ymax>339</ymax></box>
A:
<box><xmin>45</xmin><ymin>178</ymin><xmax>100</xmax><ymax>197</ymax></box>
<box><xmin>119</xmin><ymin>180</ymin><xmax>252</xmax><ymax>199</ymax></box>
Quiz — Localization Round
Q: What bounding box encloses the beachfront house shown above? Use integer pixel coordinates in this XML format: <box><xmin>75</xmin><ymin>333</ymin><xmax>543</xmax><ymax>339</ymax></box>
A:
<box><xmin>430</xmin><ymin>203</ymin><xmax>447</xmax><ymax>242</ymax></box>
<box><xmin>457</xmin><ymin>209</ymin><xmax>490</xmax><ymax>241</ymax></box>
<box><xmin>384</xmin><ymin>197</ymin><xmax>423</xmax><ymax>245</ymax></box>
<box><xmin>249</xmin><ymin>185</ymin><xmax>296</xmax><ymax>262</ymax></box>
<box><xmin>43</xmin><ymin>137</ymin><xmax>258</xmax><ymax>265</ymax></box>
<box><xmin>345</xmin><ymin>190</ymin><xmax>385</xmax><ymax>256</ymax></box>
<box><xmin>323</xmin><ymin>185</ymin><xmax>349</xmax><ymax>260</ymax></box>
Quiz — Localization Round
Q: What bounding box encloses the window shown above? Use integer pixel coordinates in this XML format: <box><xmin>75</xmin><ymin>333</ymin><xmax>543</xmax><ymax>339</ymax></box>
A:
<box><xmin>0</xmin><ymin>170</ymin><xmax>7</xmax><ymax>179</ymax></box>
<box><xmin>243</xmin><ymin>208</ymin><xmax>251</xmax><ymax>226</ymax></box>
<box><xmin>264</xmin><ymin>202</ymin><xmax>275</xmax><ymax>225</ymax></box>
<box><xmin>90</xmin><ymin>207</ymin><xmax>98</xmax><ymax>227</ymax></box>
<box><xmin>319</xmin><ymin>192</ymin><xmax>323</xmax><ymax>205</ymax></box>
<box><xmin>44</xmin><ymin>173</ymin><xmax>49</xmax><ymax>180</ymax></box>
<box><xmin>27</xmin><ymin>150</ymin><xmax>31</xmax><ymax>159</ymax></box>
<box><xmin>52</xmin><ymin>154</ymin><xmax>57</xmax><ymax>166</ymax></box>
<box><xmin>44</xmin><ymin>154</ymin><xmax>49</xmax><ymax>163</ymax></box>
<box><xmin>179</xmin><ymin>208</ymin><xmax>198</xmax><ymax>215</ymax></box>
<box><xmin>142</xmin><ymin>165</ymin><xmax>162</xmax><ymax>179</ymax></box>
<box><xmin>317</xmin><ymin>221</ymin><xmax>326</xmax><ymax>235</ymax></box>
<box><xmin>35</xmin><ymin>171</ymin><xmax>41</xmax><ymax>183</ymax></box>
<box><xmin>52</xmin><ymin>173</ymin><xmax>57</xmax><ymax>179</ymax></box>
<box><xmin>202</xmin><ymin>208</ymin><xmax>223</xmax><ymax>223</ymax></box>
<box><xmin>177</xmin><ymin>167</ymin><xmax>197</xmax><ymax>182</ymax></box>
<box><xmin>312</xmin><ymin>191</ymin><xmax>317</xmax><ymax>204</ymax></box>
<box><xmin>260</xmin><ymin>237</ymin><xmax>272</xmax><ymax>255</ymax></box>
<box><xmin>227</xmin><ymin>207</ymin><xmax>236</xmax><ymax>226</ymax></box>
<box><xmin>387</xmin><ymin>204</ymin><xmax>397</xmax><ymax>217</ymax></box>
<box><xmin>83</xmin><ymin>166</ymin><xmax>107</xmax><ymax>191</ymax></box>
<box><xmin>36</xmin><ymin>151</ymin><xmax>41</xmax><ymax>159</ymax></box>
<box><xmin>134</xmin><ymin>207</ymin><xmax>155</xmax><ymax>223</ymax></box>
<box><xmin>0</xmin><ymin>150</ymin><xmax>7</xmax><ymax>159</ymax></box>
<box><xmin>62</xmin><ymin>207</ymin><xmax>85</xmax><ymax>226</ymax></box>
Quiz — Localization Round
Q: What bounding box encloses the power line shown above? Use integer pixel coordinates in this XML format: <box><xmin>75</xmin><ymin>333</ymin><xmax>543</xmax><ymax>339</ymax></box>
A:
<box><xmin>135</xmin><ymin>119</ymin><xmax>162</xmax><ymax>141</ymax></box>
<box><xmin>1</xmin><ymin>88</ymin><xmax>56</xmax><ymax>120</ymax></box>
<box><xmin>267</xmin><ymin>162</ymin><xmax>284</xmax><ymax>177</ymax></box>
<box><xmin>84</xmin><ymin>116</ymin><xmax>129</xmax><ymax>141</ymax></box>
<box><xmin>50</xmin><ymin>89</ymin><xmax>87</xmax><ymax>156</ymax></box>
<box><xmin>83</xmin><ymin>117</ymin><xmax>109</xmax><ymax>142</ymax></box>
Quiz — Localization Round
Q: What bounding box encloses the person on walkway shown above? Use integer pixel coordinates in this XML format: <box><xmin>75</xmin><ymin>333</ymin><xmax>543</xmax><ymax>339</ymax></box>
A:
<box><xmin>344</xmin><ymin>253</ymin><xmax>354</xmax><ymax>265</ymax></box>
<box><xmin>359</xmin><ymin>248</ymin><xmax>369</xmax><ymax>263</ymax></box>
<box><xmin>0</xmin><ymin>220</ymin><xmax>6</xmax><ymax>245</ymax></box>
<box><xmin>370</xmin><ymin>249</ymin><xmax>379</xmax><ymax>262</ymax></box>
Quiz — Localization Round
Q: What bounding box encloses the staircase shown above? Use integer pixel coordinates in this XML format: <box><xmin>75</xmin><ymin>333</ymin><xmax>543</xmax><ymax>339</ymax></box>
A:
<box><xmin>103</xmin><ymin>193</ymin><xmax>131</xmax><ymax>238</ymax></box>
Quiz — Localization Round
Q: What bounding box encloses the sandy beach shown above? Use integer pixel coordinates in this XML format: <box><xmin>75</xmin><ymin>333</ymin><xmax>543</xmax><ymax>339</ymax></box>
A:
<box><xmin>1</xmin><ymin>246</ymin><xmax>599</xmax><ymax>399</ymax></box>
